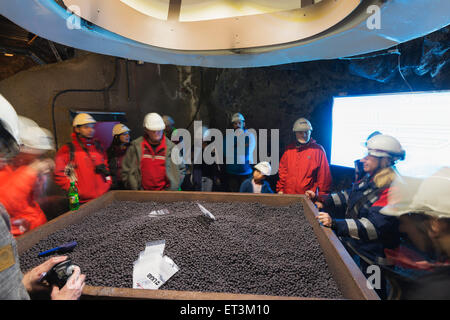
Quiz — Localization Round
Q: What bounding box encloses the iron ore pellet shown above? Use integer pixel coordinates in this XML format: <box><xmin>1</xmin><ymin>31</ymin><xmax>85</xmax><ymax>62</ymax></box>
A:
<box><xmin>19</xmin><ymin>200</ymin><xmax>343</xmax><ymax>299</ymax></box>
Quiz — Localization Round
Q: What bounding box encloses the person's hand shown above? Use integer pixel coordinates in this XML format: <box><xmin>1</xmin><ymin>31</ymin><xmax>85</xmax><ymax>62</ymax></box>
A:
<box><xmin>305</xmin><ymin>190</ymin><xmax>316</xmax><ymax>200</ymax></box>
<box><xmin>278</xmin><ymin>191</ymin><xmax>284</xmax><ymax>194</ymax></box>
<box><xmin>29</xmin><ymin>158</ymin><xmax>55</xmax><ymax>175</ymax></box>
<box><xmin>316</xmin><ymin>212</ymin><xmax>332</xmax><ymax>227</ymax></box>
<box><xmin>22</xmin><ymin>256</ymin><xmax>68</xmax><ymax>293</ymax></box>
<box><xmin>305</xmin><ymin>191</ymin><xmax>324</xmax><ymax>209</ymax></box>
<box><xmin>11</xmin><ymin>218</ymin><xmax>31</xmax><ymax>235</ymax></box>
<box><xmin>51</xmin><ymin>266</ymin><xmax>86</xmax><ymax>300</ymax></box>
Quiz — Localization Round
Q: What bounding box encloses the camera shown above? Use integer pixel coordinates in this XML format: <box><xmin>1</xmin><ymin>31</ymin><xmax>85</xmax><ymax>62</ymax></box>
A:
<box><xmin>42</xmin><ymin>259</ymin><xmax>77</xmax><ymax>288</ymax></box>
<box><xmin>95</xmin><ymin>164</ymin><xmax>110</xmax><ymax>177</ymax></box>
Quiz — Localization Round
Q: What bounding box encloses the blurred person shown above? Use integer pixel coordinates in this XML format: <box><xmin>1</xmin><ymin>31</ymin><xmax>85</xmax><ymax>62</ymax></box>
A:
<box><xmin>121</xmin><ymin>112</ymin><xmax>186</xmax><ymax>191</ymax></box>
<box><xmin>0</xmin><ymin>94</ymin><xmax>85</xmax><ymax>300</ymax></box>
<box><xmin>107</xmin><ymin>123</ymin><xmax>131</xmax><ymax>190</ymax></box>
<box><xmin>306</xmin><ymin>134</ymin><xmax>406</xmax><ymax>299</ymax></box>
<box><xmin>223</xmin><ymin>113</ymin><xmax>256</xmax><ymax>192</ymax></box>
<box><xmin>277</xmin><ymin>117</ymin><xmax>332</xmax><ymax>196</ymax></box>
<box><xmin>239</xmin><ymin>161</ymin><xmax>274</xmax><ymax>194</ymax></box>
<box><xmin>162</xmin><ymin>115</ymin><xmax>175</xmax><ymax>139</ymax></box>
<box><xmin>181</xmin><ymin>126</ymin><xmax>224</xmax><ymax>192</ymax></box>
<box><xmin>162</xmin><ymin>115</ymin><xmax>183</xmax><ymax>145</ymax></box>
<box><xmin>53</xmin><ymin>113</ymin><xmax>112</xmax><ymax>203</ymax></box>
<box><xmin>0</xmin><ymin>117</ymin><xmax>54</xmax><ymax>236</ymax></box>
<box><xmin>379</xmin><ymin>167</ymin><xmax>450</xmax><ymax>299</ymax></box>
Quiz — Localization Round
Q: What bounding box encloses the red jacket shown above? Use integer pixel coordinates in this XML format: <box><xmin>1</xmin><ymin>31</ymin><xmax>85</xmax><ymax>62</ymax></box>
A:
<box><xmin>276</xmin><ymin>139</ymin><xmax>332</xmax><ymax>195</ymax></box>
<box><xmin>141</xmin><ymin>135</ymin><xmax>169</xmax><ymax>191</ymax></box>
<box><xmin>54</xmin><ymin>133</ymin><xmax>111</xmax><ymax>203</ymax></box>
<box><xmin>0</xmin><ymin>165</ymin><xmax>47</xmax><ymax>236</ymax></box>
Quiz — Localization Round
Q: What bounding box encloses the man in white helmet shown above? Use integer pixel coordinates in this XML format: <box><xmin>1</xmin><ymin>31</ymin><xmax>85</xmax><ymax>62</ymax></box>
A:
<box><xmin>53</xmin><ymin>113</ymin><xmax>111</xmax><ymax>203</ymax></box>
<box><xmin>307</xmin><ymin>134</ymin><xmax>406</xmax><ymax>299</ymax></box>
<box><xmin>0</xmin><ymin>117</ymin><xmax>54</xmax><ymax>236</ymax></box>
<box><xmin>223</xmin><ymin>112</ymin><xmax>256</xmax><ymax>192</ymax></box>
<box><xmin>107</xmin><ymin>123</ymin><xmax>131</xmax><ymax>189</ymax></box>
<box><xmin>121</xmin><ymin>112</ymin><xmax>185</xmax><ymax>191</ymax></box>
<box><xmin>0</xmin><ymin>94</ymin><xmax>85</xmax><ymax>300</ymax></box>
<box><xmin>277</xmin><ymin>117</ymin><xmax>332</xmax><ymax>196</ymax></box>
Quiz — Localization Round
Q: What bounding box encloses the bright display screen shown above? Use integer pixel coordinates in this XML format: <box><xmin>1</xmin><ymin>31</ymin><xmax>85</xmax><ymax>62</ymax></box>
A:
<box><xmin>331</xmin><ymin>91</ymin><xmax>450</xmax><ymax>177</ymax></box>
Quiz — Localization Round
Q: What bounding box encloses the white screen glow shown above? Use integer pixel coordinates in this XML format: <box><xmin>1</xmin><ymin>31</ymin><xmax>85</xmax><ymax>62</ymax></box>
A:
<box><xmin>331</xmin><ymin>91</ymin><xmax>450</xmax><ymax>178</ymax></box>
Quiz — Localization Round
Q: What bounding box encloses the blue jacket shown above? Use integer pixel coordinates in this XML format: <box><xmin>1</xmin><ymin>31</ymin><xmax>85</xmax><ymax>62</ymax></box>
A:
<box><xmin>321</xmin><ymin>175</ymin><xmax>399</xmax><ymax>264</ymax></box>
<box><xmin>239</xmin><ymin>178</ymin><xmax>274</xmax><ymax>194</ymax></box>
<box><xmin>224</xmin><ymin>129</ymin><xmax>256</xmax><ymax>176</ymax></box>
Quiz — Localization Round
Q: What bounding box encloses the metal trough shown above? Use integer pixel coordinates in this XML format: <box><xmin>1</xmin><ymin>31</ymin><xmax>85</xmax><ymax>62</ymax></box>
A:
<box><xmin>16</xmin><ymin>191</ymin><xmax>380</xmax><ymax>300</ymax></box>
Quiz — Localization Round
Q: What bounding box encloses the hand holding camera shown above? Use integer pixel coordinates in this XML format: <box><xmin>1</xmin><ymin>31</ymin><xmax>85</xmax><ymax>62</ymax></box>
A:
<box><xmin>41</xmin><ymin>259</ymin><xmax>78</xmax><ymax>288</ymax></box>
<box><xmin>22</xmin><ymin>256</ymin><xmax>85</xmax><ymax>300</ymax></box>
<box><xmin>47</xmin><ymin>260</ymin><xmax>86</xmax><ymax>300</ymax></box>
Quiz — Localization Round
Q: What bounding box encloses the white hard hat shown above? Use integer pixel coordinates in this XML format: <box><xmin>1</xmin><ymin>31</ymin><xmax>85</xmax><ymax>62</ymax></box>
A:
<box><xmin>381</xmin><ymin>167</ymin><xmax>450</xmax><ymax>219</ymax></box>
<box><xmin>231</xmin><ymin>113</ymin><xmax>245</xmax><ymax>123</ymax></box>
<box><xmin>112</xmin><ymin>123</ymin><xmax>130</xmax><ymax>136</ymax></box>
<box><xmin>18</xmin><ymin>116</ymin><xmax>54</xmax><ymax>151</ymax></box>
<box><xmin>254</xmin><ymin>161</ymin><xmax>272</xmax><ymax>176</ymax></box>
<box><xmin>366</xmin><ymin>134</ymin><xmax>405</xmax><ymax>161</ymax></box>
<box><xmin>0</xmin><ymin>94</ymin><xmax>20</xmax><ymax>144</ymax></box>
<box><xmin>293</xmin><ymin>118</ymin><xmax>312</xmax><ymax>132</ymax></box>
<box><xmin>20</xmin><ymin>126</ymin><xmax>55</xmax><ymax>152</ymax></box>
<box><xmin>143</xmin><ymin>112</ymin><xmax>165</xmax><ymax>131</ymax></box>
<box><xmin>18</xmin><ymin>116</ymin><xmax>39</xmax><ymax>132</ymax></box>
<box><xmin>73</xmin><ymin>113</ymin><xmax>96</xmax><ymax>127</ymax></box>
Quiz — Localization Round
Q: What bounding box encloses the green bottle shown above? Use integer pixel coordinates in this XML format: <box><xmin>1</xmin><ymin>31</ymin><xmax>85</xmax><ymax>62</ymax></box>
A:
<box><xmin>68</xmin><ymin>181</ymin><xmax>80</xmax><ymax>211</ymax></box>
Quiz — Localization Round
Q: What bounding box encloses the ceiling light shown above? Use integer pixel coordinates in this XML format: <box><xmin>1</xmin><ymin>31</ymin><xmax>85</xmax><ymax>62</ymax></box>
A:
<box><xmin>120</xmin><ymin>0</ymin><xmax>169</xmax><ymax>20</ymax></box>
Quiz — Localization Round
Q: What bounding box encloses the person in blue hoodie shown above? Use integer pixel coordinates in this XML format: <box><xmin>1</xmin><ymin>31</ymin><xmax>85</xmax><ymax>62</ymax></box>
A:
<box><xmin>224</xmin><ymin>113</ymin><xmax>256</xmax><ymax>192</ymax></box>
<box><xmin>239</xmin><ymin>161</ymin><xmax>274</xmax><ymax>194</ymax></box>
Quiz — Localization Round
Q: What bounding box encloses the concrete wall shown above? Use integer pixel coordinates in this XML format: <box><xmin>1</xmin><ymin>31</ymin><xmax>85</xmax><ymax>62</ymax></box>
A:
<box><xmin>0</xmin><ymin>52</ymin><xmax>200</xmax><ymax>148</ymax></box>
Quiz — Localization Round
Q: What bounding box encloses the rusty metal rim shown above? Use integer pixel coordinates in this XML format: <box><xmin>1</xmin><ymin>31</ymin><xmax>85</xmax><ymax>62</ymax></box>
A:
<box><xmin>301</xmin><ymin>196</ymin><xmax>379</xmax><ymax>300</ymax></box>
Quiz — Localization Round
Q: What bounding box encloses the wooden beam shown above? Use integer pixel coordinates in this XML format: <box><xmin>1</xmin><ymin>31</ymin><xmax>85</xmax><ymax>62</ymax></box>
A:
<box><xmin>167</xmin><ymin>0</ymin><xmax>181</xmax><ymax>21</ymax></box>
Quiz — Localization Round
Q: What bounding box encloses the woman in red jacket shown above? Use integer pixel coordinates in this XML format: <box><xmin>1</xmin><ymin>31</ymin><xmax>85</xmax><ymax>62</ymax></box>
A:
<box><xmin>276</xmin><ymin>118</ymin><xmax>332</xmax><ymax>196</ymax></box>
<box><xmin>53</xmin><ymin>113</ymin><xmax>111</xmax><ymax>203</ymax></box>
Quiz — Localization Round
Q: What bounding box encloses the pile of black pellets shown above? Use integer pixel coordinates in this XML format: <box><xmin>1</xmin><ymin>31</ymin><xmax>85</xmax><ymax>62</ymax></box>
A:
<box><xmin>19</xmin><ymin>200</ymin><xmax>343</xmax><ymax>299</ymax></box>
